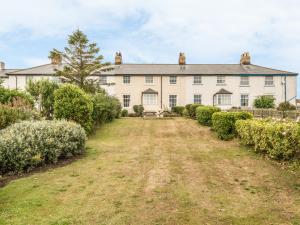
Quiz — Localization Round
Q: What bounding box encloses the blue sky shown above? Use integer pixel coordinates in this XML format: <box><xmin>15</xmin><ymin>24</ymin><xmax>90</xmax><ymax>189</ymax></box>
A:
<box><xmin>0</xmin><ymin>0</ymin><xmax>300</xmax><ymax>94</ymax></box>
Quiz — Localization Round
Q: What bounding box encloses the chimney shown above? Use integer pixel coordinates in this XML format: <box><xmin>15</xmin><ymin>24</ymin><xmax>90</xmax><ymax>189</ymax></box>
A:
<box><xmin>240</xmin><ymin>52</ymin><xmax>251</xmax><ymax>65</ymax></box>
<box><xmin>115</xmin><ymin>52</ymin><xmax>122</xmax><ymax>65</ymax></box>
<box><xmin>0</xmin><ymin>62</ymin><xmax>5</xmax><ymax>71</ymax></box>
<box><xmin>178</xmin><ymin>52</ymin><xmax>186</xmax><ymax>65</ymax></box>
<box><xmin>51</xmin><ymin>54</ymin><xmax>62</xmax><ymax>65</ymax></box>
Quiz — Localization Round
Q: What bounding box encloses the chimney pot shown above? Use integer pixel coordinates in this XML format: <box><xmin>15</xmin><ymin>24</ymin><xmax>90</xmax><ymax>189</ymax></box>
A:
<box><xmin>0</xmin><ymin>62</ymin><xmax>5</xmax><ymax>71</ymax></box>
<box><xmin>240</xmin><ymin>52</ymin><xmax>251</xmax><ymax>65</ymax></box>
<box><xmin>51</xmin><ymin>54</ymin><xmax>62</xmax><ymax>65</ymax></box>
<box><xmin>178</xmin><ymin>52</ymin><xmax>186</xmax><ymax>65</ymax></box>
<box><xmin>115</xmin><ymin>52</ymin><xmax>122</xmax><ymax>65</ymax></box>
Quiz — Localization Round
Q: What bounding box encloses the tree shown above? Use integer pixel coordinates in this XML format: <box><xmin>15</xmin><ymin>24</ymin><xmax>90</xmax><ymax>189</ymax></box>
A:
<box><xmin>253</xmin><ymin>96</ymin><xmax>275</xmax><ymax>109</ymax></box>
<box><xmin>49</xmin><ymin>29</ymin><xmax>110</xmax><ymax>93</ymax></box>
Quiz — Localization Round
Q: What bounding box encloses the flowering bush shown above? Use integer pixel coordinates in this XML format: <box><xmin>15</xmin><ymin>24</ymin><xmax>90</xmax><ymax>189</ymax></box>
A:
<box><xmin>0</xmin><ymin>120</ymin><xmax>86</xmax><ymax>174</ymax></box>
<box><xmin>236</xmin><ymin>119</ymin><xmax>300</xmax><ymax>160</ymax></box>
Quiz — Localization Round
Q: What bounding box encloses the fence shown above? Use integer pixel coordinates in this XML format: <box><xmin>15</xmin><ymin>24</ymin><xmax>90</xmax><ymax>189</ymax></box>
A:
<box><xmin>227</xmin><ymin>109</ymin><xmax>300</xmax><ymax>121</ymax></box>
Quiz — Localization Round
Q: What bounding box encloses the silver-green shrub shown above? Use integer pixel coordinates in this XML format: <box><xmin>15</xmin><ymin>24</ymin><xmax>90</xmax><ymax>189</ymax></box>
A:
<box><xmin>0</xmin><ymin>120</ymin><xmax>86</xmax><ymax>174</ymax></box>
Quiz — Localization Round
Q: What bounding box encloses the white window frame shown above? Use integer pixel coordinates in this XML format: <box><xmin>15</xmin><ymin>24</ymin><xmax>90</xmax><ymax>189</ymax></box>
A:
<box><xmin>169</xmin><ymin>76</ymin><xmax>177</xmax><ymax>85</ymax></box>
<box><xmin>193</xmin><ymin>94</ymin><xmax>202</xmax><ymax>104</ymax></box>
<box><xmin>217</xmin><ymin>75</ymin><xmax>225</xmax><ymax>85</ymax></box>
<box><xmin>99</xmin><ymin>76</ymin><xmax>107</xmax><ymax>85</ymax></box>
<box><xmin>215</xmin><ymin>94</ymin><xmax>231</xmax><ymax>106</ymax></box>
<box><xmin>240</xmin><ymin>94</ymin><xmax>249</xmax><ymax>107</ymax></box>
<box><xmin>265</xmin><ymin>76</ymin><xmax>274</xmax><ymax>86</ymax></box>
<box><xmin>143</xmin><ymin>93</ymin><xmax>157</xmax><ymax>105</ymax></box>
<box><xmin>240</xmin><ymin>76</ymin><xmax>249</xmax><ymax>86</ymax></box>
<box><xmin>169</xmin><ymin>95</ymin><xmax>177</xmax><ymax>107</ymax></box>
<box><xmin>123</xmin><ymin>75</ymin><xmax>130</xmax><ymax>84</ymax></box>
<box><xmin>123</xmin><ymin>95</ymin><xmax>130</xmax><ymax>107</ymax></box>
<box><xmin>145</xmin><ymin>75</ymin><xmax>154</xmax><ymax>84</ymax></box>
<box><xmin>193</xmin><ymin>75</ymin><xmax>202</xmax><ymax>84</ymax></box>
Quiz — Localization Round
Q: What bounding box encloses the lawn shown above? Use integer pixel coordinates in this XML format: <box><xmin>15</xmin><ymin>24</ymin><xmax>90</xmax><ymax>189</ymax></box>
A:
<box><xmin>0</xmin><ymin>118</ymin><xmax>300</xmax><ymax>225</ymax></box>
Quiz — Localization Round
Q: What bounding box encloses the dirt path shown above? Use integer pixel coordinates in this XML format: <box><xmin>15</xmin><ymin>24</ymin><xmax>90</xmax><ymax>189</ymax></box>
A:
<box><xmin>0</xmin><ymin>118</ymin><xmax>300</xmax><ymax>225</ymax></box>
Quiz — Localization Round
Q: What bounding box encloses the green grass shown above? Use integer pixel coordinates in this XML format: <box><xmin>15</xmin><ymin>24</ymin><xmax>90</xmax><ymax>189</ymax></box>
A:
<box><xmin>0</xmin><ymin>118</ymin><xmax>300</xmax><ymax>225</ymax></box>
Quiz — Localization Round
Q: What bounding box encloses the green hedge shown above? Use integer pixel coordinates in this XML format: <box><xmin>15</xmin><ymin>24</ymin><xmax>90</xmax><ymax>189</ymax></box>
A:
<box><xmin>0</xmin><ymin>87</ymin><xmax>34</xmax><ymax>107</ymax></box>
<box><xmin>0</xmin><ymin>120</ymin><xmax>86</xmax><ymax>174</ymax></box>
<box><xmin>212</xmin><ymin>112</ymin><xmax>253</xmax><ymax>140</ymax></box>
<box><xmin>236</xmin><ymin>119</ymin><xmax>300</xmax><ymax>160</ymax></box>
<box><xmin>196</xmin><ymin>106</ymin><xmax>221</xmax><ymax>126</ymax></box>
<box><xmin>54</xmin><ymin>84</ymin><xmax>93</xmax><ymax>133</ymax></box>
<box><xmin>186</xmin><ymin>104</ymin><xmax>202</xmax><ymax>119</ymax></box>
<box><xmin>171</xmin><ymin>106</ymin><xmax>185</xmax><ymax>116</ymax></box>
<box><xmin>133</xmin><ymin>105</ymin><xmax>144</xmax><ymax>117</ymax></box>
<box><xmin>0</xmin><ymin>105</ymin><xmax>40</xmax><ymax>130</ymax></box>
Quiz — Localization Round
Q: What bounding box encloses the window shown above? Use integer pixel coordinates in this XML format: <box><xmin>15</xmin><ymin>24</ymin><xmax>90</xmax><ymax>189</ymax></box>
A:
<box><xmin>123</xmin><ymin>95</ymin><xmax>130</xmax><ymax>107</ymax></box>
<box><xmin>217</xmin><ymin>76</ymin><xmax>225</xmax><ymax>84</ymax></box>
<box><xmin>193</xmin><ymin>94</ymin><xmax>202</xmax><ymax>104</ymax></box>
<box><xmin>215</xmin><ymin>94</ymin><xmax>231</xmax><ymax>105</ymax></box>
<box><xmin>123</xmin><ymin>75</ymin><xmax>130</xmax><ymax>84</ymax></box>
<box><xmin>240</xmin><ymin>76</ymin><xmax>249</xmax><ymax>86</ymax></box>
<box><xmin>193</xmin><ymin>75</ymin><xmax>202</xmax><ymax>84</ymax></box>
<box><xmin>145</xmin><ymin>75</ymin><xmax>153</xmax><ymax>84</ymax></box>
<box><xmin>265</xmin><ymin>76</ymin><xmax>274</xmax><ymax>86</ymax></box>
<box><xmin>169</xmin><ymin>76</ymin><xmax>177</xmax><ymax>84</ymax></box>
<box><xmin>169</xmin><ymin>95</ymin><xmax>177</xmax><ymax>107</ymax></box>
<box><xmin>240</xmin><ymin>94</ymin><xmax>249</xmax><ymax>107</ymax></box>
<box><xmin>99</xmin><ymin>76</ymin><xmax>107</xmax><ymax>85</ymax></box>
<box><xmin>143</xmin><ymin>94</ymin><xmax>157</xmax><ymax>105</ymax></box>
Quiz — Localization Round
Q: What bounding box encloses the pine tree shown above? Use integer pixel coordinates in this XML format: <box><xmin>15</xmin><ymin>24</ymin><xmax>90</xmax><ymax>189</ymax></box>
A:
<box><xmin>49</xmin><ymin>29</ymin><xmax>110</xmax><ymax>93</ymax></box>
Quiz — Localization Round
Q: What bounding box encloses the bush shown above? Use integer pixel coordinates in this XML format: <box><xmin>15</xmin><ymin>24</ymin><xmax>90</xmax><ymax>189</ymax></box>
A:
<box><xmin>236</xmin><ymin>119</ymin><xmax>300</xmax><ymax>160</ymax></box>
<box><xmin>133</xmin><ymin>105</ymin><xmax>144</xmax><ymax>117</ymax></box>
<box><xmin>0</xmin><ymin>105</ymin><xmax>40</xmax><ymax>130</ymax></box>
<box><xmin>26</xmin><ymin>79</ymin><xmax>59</xmax><ymax>119</ymax></box>
<box><xmin>54</xmin><ymin>84</ymin><xmax>93</xmax><ymax>133</ymax></box>
<box><xmin>121</xmin><ymin>109</ymin><xmax>128</xmax><ymax>117</ymax></box>
<box><xmin>0</xmin><ymin>87</ymin><xmax>34</xmax><ymax>108</ymax></box>
<box><xmin>186</xmin><ymin>104</ymin><xmax>202</xmax><ymax>119</ymax></box>
<box><xmin>182</xmin><ymin>108</ymin><xmax>189</xmax><ymax>117</ymax></box>
<box><xmin>212</xmin><ymin>111</ymin><xmax>253</xmax><ymax>140</ymax></box>
<box><xmin>196</xmin><ymin>106</ymin><xmax>221</xmax><ymax>126</ymax></box>
<box><xmin>254</xmin><ymin>96</ymin><xmax>275</xmax><ymax>109</ymax></box>
<box><xmin>171</xmin><ymin>106</ymin><xmax>185</xmax><ymax>116</ymax></box>
<box><xmin>92</xmin><ymin>93</ymin><xmax>121</xmax><ymax>125</ymax></box>
<box><xmin>0</xmin><ymin>120</ymin><xmax>86</xmax><ymax>174</ymax></box>
<box><xmin>277</xmin><ymin>101</ymin><xmax>296</xmax><ymax>111</ymax></box>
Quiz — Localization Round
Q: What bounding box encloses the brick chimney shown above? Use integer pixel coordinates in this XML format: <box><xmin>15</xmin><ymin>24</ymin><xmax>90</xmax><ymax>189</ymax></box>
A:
<box><xmin>51</xmin><ymin>54</ymin><xmax>62</xmax><ymax>65</ymax></box>
<box><xmin>240</xmin><ymin>52</ymin><xmax>251</xmax><ymax>65</ymax></box>
<box><xmin>178</xmin><ymin>52</ymin><xmax>186</xmax><ymax>65</ymax></box>
<box><xmin>115</xmin><ymin>52</ymin><xmax>122</xmax><ymax>65</ymax></box>
<box><xmin>0</xmin><ymin>62</ymin><xmax>5</xmax><ymax>71</ymax></box>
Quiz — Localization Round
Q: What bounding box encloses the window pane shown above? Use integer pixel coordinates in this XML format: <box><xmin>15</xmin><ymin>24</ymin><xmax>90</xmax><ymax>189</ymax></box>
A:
<box><xmin>169</xmin><ymin>76</ymin><xmax>177</xmax><ymax>84</ymax></box>
<box><xmin>123</xmin><ymin>75</ymin><xmax>130</xmax><ymax>84</ymax></box>
<box><xmin>240</xmin><ymin>94</ymin><xmax>249</xmax><ymax>107</ymax></box>
<box><xmin>265</xmin><ymin>76</ymin><xmax>274</xmax><ymax>86</ymax></box>
<box><xmin>123</xmin><ymin>95</ymin><xmax>130</xmax><ymax>107</ymax></box>
<box><xmin>215</xmin><ymin>94</ymin><xmax>231</xmax><ymax>105</ymax></box>
<box><xmin>193</xmin><ymin>94</ymin><xmax>202</xmax><ymax>104</ymax></box>
<box><xmin>240</xmin><ymin>76</ymin><xmax>249</xmax><ymax>86</ymax></box>
<box><xmin>145</xmin><ymin>76</ymin><xmax>153</xmax><ymax>84</ymax></box>
<box><xmin>169</xmin><ymin>95</ymin><xmax>177</xmax><ymax>107</ymax></box>
<box><xmin>193</xmin><ymin>75</ymin><xmax>202</xmax><ymax>84</ymax></box>
<box><xmin>217</xmin><ymin>76</ymin><xmax>225</xmax><ymax>84</ymax></box>
<box><xmin>143</xmin><ymin>94</ymin><xmax>157</xmax><ymax>105</ymax></box>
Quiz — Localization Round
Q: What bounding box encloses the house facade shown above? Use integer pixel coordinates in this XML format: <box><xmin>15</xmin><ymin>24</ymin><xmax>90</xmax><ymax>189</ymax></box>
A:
<box><xmin>1</xmin><ymin>52</ymin><xmax>298</xmax><ymax>111</ymax></box>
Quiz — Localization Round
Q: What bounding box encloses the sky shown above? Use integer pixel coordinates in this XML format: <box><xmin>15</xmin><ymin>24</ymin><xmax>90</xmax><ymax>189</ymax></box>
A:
<box><xmin>0</xmin><ymin>0</ymin><xmax>300</xmax><ymax>94</ymax></box>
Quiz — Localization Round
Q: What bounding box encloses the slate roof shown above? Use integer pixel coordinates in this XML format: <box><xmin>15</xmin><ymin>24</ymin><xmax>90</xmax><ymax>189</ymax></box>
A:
<box><xmin>6</xmin><ymin>63</ymin><xmax>297</xmax><ymax>76</ymax></box>
<box><xmin>1</xmin><ymin>69</ymin><xmax>19</xmax><ymax>78</ymax></box>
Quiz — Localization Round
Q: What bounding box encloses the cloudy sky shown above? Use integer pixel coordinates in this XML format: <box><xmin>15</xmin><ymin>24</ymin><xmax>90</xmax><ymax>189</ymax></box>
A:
<box><xmin>0</xmin><ymin>0</ymin><xmax>299</xmax><ymax>93</ymax></box>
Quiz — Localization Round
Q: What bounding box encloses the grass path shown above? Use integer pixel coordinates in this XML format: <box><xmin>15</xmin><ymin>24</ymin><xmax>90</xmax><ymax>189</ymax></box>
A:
<box><xmin>0</xmin><ymin>118</ymin><xmax>300</xmax><ymax>225</ymax></box>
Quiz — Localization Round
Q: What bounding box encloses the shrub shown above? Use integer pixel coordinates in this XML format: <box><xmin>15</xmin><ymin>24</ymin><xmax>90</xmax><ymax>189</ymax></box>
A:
<box><xmin>121</xmin><ymin>109</ymin><xmax>128</xmax><ymax>117</ymax></box>
<box><xmin>254</xmin><ymin>96</ymin><xmax>275</xmax><ymax>109</ymax></box>
<box><xmin>182</xmin><ymin>108</ymin><xmax>189</xmax><ymax>117</ymax></box>
<box><xmin>212</xmin><ymin>111</ymin><xmax>253</xmax><ymax>140</ymax></box>
<box><xmin>236</xmin><ymin>119</ymin><xmax>300</xmax><ymax>160</ymax></box>
<box><xmin>0</xmin><ymin>105</ymin><xmax>40</xmax><ymax>130</ymax></box>
<box><xmin>277</xmin><ymin>101</ymin><xmax>296</xmax><ymax>111</ymax></box>
<box><xmin>196</xmin><ymin>106</ymin><xmax>221</xmax><ymax>126</ymax></box>
<box><xmin>133</xmin><ymin>105</ymin><xmax>144</xmax><ymax>117</ymax></box>
<box><xmin>92</xmin><ymin>93</ymin><xmax>121</xmax><ymax>125</ymax></box>
<box><xmin>26</xmin><ymin>79</ymin><xmax>59</xmax><ymax>118</ymax></box>
<box><xmin>0</xmin><ymin>86</ymin><xmax>34</xmax><ymax>107</ymax></box>
<box><xmin>171</xmin><ymin>106</ymin><xmax>185</xmax><ymax>116</ymax></box>
<box><xmin>0</xmin><ymin>120</ymin><xmax>86</xmax><ymax>174</ymax></box>
<box><xmin>187</xmin><ymin>104</ymin><xmax>202</xmax><ymax>119</ymax></box>
<box><xmin>54</xmin><ymin>84</ymin><xmax>93</xmax><ymax>133</ymax></box>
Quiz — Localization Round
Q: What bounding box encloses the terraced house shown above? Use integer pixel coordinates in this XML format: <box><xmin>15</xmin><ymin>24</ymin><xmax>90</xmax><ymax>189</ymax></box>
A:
<box><xmin>0</xmin><ymin>52</ymin><xmax>298</xmax><ymax>111</ymax></box>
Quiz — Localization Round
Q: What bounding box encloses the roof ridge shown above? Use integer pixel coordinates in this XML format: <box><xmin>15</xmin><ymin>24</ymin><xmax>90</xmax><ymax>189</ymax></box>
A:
<box><xmin>7</xmin><ymin>63</ymin><xmax>53</xmax><ymax>74</ymax></box>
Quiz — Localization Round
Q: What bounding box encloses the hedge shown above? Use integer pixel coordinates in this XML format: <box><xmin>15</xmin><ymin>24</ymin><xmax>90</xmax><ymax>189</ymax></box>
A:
<box><xmin>0</xmin><ymin>105</ymin><xmax>40</xmax><ymax>130</ymax></box>
<box><xmin>0</xmin><ymin>87</ymin><xmax>34</xmax><ymax>107</ymax></box>
<box><xmin>0</xmin><ymin>120</ymin><xmax>86</xmax><ymax>174</ymax></box>
<box><xmin>236</xmin><ymin>119</ymin><xmax>300</xmax><ymax>160</ymax></box>
<box><xmin>186</xmin><ymin>104</ymin><xmax>202</xmax><ymax>119</ymax></box>
<box><xmin>196</xmin><ymin>106</ymin><xmax>221</xmax><ymax>126</ymax></box>
<box><xmin>212</xmin><ymin>111</ymin><xmax>253</xmax><ymax>140</ymax></box>
<box><xmin>133</xmin><ymin>105</ymin><xmax>144</xmax><ymax>117</ymax></box>
<box><xmin>54</xmin><ymin>84</ymin><xmax>93</xmax><ymax>133</ymax></box>
<box><xmin>171</xmin><ymin>106</ymin><xmax>185</xmax><ymax>116</ymax></box>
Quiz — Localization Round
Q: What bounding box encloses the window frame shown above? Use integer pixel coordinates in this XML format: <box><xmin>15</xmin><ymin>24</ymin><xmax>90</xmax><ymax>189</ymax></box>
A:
<box><xmin>240</xmin><ymin>76</ymin><xmax>249</xmax><ymax>86</ymax></box>
<box><xmin>123</xmin><ymin>75</ymin><xmax>131</xmax><ymax>84</ymax></box>
<box><xmin>193</xmin><ymin>75</ymin><xmax>202</xmax><ymax>85</ymax></box>
<box><xmin>169</xmin><ymin>94</ymin><xmax>177</xmax><ymax>108</ymax></box>
<box><xmin>265</xmin><ymin>76</ymin><xmax>274</xmax><ymax>86</ymax></box>
<box><xmin>217</xmin><ymin>75</ymin><xmax>226</xmax><ymax>85</ymax></box>
<box><xmin>193</xmin><ymin>94</ymin><xmax>202</xmax><ymax>104</ymax></box>
<box><xmin>214</xmin><ymin>94</ymin><xmax>231</xmax><ymax>106</ymax></box>
<box><xmin>123</xmin><ymin>94</ymin><xmax>130</xmax><ymax>108</ymax></box>
<box><xmin>240</xmin><ymin>94</ymin><xmax>249</xmax><ymax>107</ymax></box>
<box><xmin>143</xmin><ymin>93</ymin><xmax>157</xmax><ymax>105</ymax></box>
<box><xmin>169</xmin><ymin>76</ymin><xmax>177</xmax><ymax>85</ymax></box>
<box><xmin>145</xmin><ymin>75</ymin><xmax>154</xmax><ymax>84</ymax></box>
